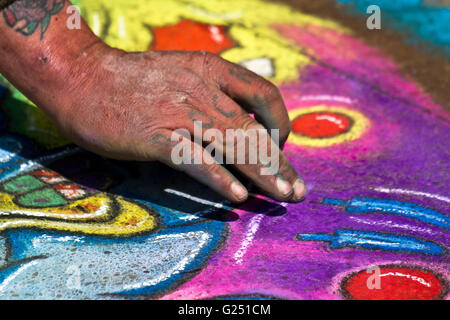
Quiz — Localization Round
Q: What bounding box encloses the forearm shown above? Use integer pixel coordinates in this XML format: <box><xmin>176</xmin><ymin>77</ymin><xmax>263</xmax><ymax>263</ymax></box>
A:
<box><xmin>0</xmin><ymin>0</ymin><xmax>107</xmax><ymax>119</ymax></box>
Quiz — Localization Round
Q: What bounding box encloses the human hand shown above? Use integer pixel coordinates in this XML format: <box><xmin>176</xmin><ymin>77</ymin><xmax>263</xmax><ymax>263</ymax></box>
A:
<box><xmin>51</xmin><ymin>45</ymin><xmax>307</xmax><ymax>203</ymax></box>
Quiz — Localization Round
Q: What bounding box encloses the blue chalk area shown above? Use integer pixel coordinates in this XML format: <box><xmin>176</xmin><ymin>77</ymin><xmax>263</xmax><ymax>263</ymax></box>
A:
<box><xmin>2</xmin><ymin>220</ymin><xmax>226</xmax><ymax>298</ymax></box>
<box><xmin>323</xmin><ymin>198</ymin><xmax>347</xmax><ymax>206</ymax></box>
<box><xmin>0</xmin><ymin>136</ymin><xmax>229</xmax><ymax>298</ymax></box>
<box><xmin>336</xmin><ymin>0</ymin><xmax>450</xmax><ymax>56</ymax></box>
<box><xmin>323</xmin><ymin>197</ymin><xmax>450</xmax><ymax>230</ymax></box>
<box><xmin>296</xmin><ymin>229</ymin><xmax>444</xmax><ymax>255</ymax></box>
<box><xmin>110</xmin><ymin>221</ymin><xmax>227</xmax><ymax>296</ymax></box>
<box><xmin>0</xmin><ymin>134</ymin><xmax>41</xmax><ymax>180</ymax></box>
<box><xmin>0</xmin><ymin>138</ymin><xmax>77</xmax><ymax>182</ymax></box>
<box><xmin>347</xmin><ymin>197</ymin><xmax>450</xmax><ymax>230</ymax></box>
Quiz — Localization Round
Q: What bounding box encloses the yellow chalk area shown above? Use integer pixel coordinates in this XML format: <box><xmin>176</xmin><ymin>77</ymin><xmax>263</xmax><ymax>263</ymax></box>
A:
<box><xmin>287</xmin><ymin>106</ymin><xmax>370</xmax><ymax>147</ymax></box>
<box><xmin>78</xmin><ymin>0</ymin><xmax>348</xmax><ymax>84</ymax></box>
<box><xmin>0</xmin><ymin>193</ymin><xmax>159</xmax><ymax>236</ymax></box>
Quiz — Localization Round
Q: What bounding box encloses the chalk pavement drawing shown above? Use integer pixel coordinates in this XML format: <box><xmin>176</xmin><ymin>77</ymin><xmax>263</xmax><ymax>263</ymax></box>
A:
<box><xmin>0</xmin><ymin>0</ymin><xmax>448</xmax><ymax>299</ymax></box>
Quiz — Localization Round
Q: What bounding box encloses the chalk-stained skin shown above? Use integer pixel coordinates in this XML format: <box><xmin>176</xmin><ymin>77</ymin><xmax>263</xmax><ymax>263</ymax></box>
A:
<box><xmin>228</xmin><ymin>68</ymin><xmax>259</xmax><ymax>85</ymax></box>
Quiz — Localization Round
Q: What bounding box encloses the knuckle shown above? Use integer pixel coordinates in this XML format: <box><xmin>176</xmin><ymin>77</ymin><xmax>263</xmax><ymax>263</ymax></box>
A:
<box><xmin>177</xmin><ymin>71</ymin><xmax>209</xmax><ymax>97</ymax></box>
<box><xmin>237</xmin><ymin>114</ymin><xmax>257</xmax><ymax>131</ymax></box>
<box><xmin>171</xmin><ymin>91</ymin><xmax>194</xmax><ymax>106</ymax></box>
<box><xmin>197</xmin><ymin>51</ymin><xmax>224</xmax><ymax>77</ymax></box>
<box><xmin>200</xmin><ymin>51</ymin><xmax>219</xmax><ymax>65</ymax></box>
<box><xmin>192</xmin><ymin>81</ymin><xmax>210</xmax><ymax>98</ymax></box>
<box><xmin>167</xmin><ymin>90</ymin><xmax>188</xmax><ymax>103</ymax></box>
<box><xmin>204</xmin><ymin>163</ymin><xmax>222</xmax><ymax>179</ymax></box>
<box><xmin>260</xmin><ymin>80</ymin><xmax>282</xmax><ymax>103</ymax></box>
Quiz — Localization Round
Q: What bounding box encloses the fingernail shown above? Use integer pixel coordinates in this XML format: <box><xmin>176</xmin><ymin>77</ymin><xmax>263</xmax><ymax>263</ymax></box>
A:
<box><xmin>231</xmin><ymin>182</ymin><xmax>248</xmax><ymax>201</ymax></box>
<box><xmin>276</xmin><ymin>177</ymin><xmax>292</xmax><ymax>196</ymax></box>
<box><xmin>293</xmin><ymin>179</ymin><xmax>307</xmax><ymax>201</ymax></box>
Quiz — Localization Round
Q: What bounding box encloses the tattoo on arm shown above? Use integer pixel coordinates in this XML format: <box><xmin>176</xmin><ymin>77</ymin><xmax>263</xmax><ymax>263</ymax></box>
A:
<box><xmin>2</xmin><ymin>0</ymin><xmax>65</xmax><ymax>40</ymax></box>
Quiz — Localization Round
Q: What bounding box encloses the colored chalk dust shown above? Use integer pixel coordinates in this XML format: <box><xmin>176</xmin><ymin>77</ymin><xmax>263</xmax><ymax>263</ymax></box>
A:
<box><xmin>292</xmin><ymin>112</ymin><xmax>352</xmax><ymax>138</ymax></box>
<box><xmin>287</xmin><ymin>106</ymin><xmax>370</xmax><ymax>147</ymax></box>
<box><xmin>0</xmin><ymin>0</ymin><xmax>448</xmax><ymax>300</ymax></box>
<box><xmin>151</xmin><ymin>20</ymin><xmax>234</xmax><ymax>54</ymax></box>
<box><xmin>341</xmin><ymin>266</ymin><xmax>447</xmax><ymax>300</ymax></box>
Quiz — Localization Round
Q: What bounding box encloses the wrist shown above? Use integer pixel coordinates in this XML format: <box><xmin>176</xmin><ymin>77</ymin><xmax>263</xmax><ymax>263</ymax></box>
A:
<box><xmin>0</xmin><ymin>0</ymin><xmax>117</xmax><ymax>121</ymax></box>
<box><xmin>21</xmin><ymin>38</ymin><xmax>113</xmax><ymax>122</ymax></box>
<box><xmin>50</xmin><ymin>39</ymin><xmax>113</xmax><ymax>112</ymax></box>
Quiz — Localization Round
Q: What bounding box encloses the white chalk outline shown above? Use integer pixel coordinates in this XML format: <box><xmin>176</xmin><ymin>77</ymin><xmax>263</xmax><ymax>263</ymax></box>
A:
<box><xmin>373</xmin><ymin>187</ymin><xmax>450</xmax><ymax>204</ymax></box>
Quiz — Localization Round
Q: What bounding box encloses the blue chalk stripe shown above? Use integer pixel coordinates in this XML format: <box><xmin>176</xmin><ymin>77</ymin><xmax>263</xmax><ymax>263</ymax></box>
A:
<box><xmin>296</xmin><ymin>229</ymin><xmax>444</xmax><ymax>255</ymax></box>
<box><xmin>323</xmin><ymin>197</ymin><xmax>450</xmax><ymax>230</ymax></box>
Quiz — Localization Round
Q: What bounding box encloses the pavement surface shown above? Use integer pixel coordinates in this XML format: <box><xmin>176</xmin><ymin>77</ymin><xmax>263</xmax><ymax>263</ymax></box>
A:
<box><xmin>0</xmin><ymin>0</ymin><xmax>448</xmax><ymax>300</ymax></box>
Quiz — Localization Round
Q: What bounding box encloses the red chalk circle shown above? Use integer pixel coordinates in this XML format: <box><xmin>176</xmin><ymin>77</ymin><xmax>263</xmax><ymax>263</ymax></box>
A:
<box><xmin>292</xmin><ymin>112</ymin><xmax>351</xmax><ymax>138</ymax></box>
<box><xmin>341</xmin><ymin>266</ymin><xmax>447</xmax><ymax>300</ymax></box>
<box><xmin>150</xmin><ymin>20</ymin><xmax>234</xmax><ymax>54</ymax></box>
